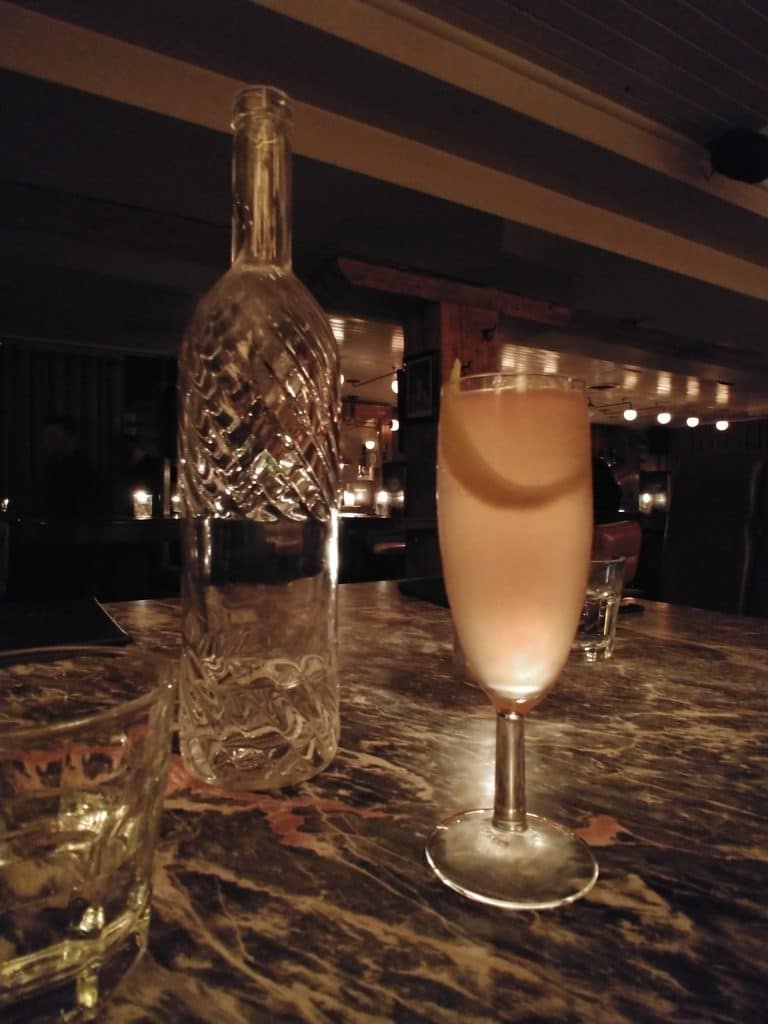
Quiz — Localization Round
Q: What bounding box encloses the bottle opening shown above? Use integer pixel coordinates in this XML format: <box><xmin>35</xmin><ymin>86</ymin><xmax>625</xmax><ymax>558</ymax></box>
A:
<box><xmin>232</xmin><ymin>86</ymin><xmax>292</xmax><ymax>128</ymax></box>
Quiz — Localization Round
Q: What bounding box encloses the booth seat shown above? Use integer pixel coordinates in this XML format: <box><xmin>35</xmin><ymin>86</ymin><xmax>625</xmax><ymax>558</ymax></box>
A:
<box><xmin>593</xmin><ymin>519</ymin><xmax>642</xmax><ymax>588</ymax></box>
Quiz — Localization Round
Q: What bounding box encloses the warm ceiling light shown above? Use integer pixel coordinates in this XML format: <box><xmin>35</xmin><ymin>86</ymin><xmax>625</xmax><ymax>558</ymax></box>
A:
<box><xmin>656</xmin><ymin>410</ymin><xmax>672</xmax><ymax>425</ymax></box>
<box><xmin>364</xmin><ymin>439</ymin><xmax>376</xmax><ymax>450</ymax></box>
<box><xmin>542</xmin><ymin>351</ymin><xmax>559</xmax><ymax>374</ymax></box>
<box><xmin>686</xmin><ymin>416</ymin><xmax>700</xmax><ymax>428</ymax></box>
<box><xmin>391</xmin><ymin>377</ymin><xmax>399</xmax><ymax>394</ymax></box>
<box><xmin>500</xmin><ymin>345</ymin><xmax>517</xmax><ymax>371</ymax></box>
<box><xmin>391</xmin><ymin>417</ymin><xmax>399</xmax><ymax>432</ymax></box>
<box><xmin>715</xmin><ymin>419</ymin><xmax>730</xmax><ymax>431</ymax></box>
<box><xmin>623</xmin><ymin>406</ymin><xmax>638</xmax><ymax>422</ymax></box>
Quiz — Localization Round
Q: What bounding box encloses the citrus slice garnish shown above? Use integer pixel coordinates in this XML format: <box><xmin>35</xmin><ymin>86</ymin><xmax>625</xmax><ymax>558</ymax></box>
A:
<box><xmin>439</xmin><ymin>368</ymin><xmax>588</xmax><ymax>508</ymax></box>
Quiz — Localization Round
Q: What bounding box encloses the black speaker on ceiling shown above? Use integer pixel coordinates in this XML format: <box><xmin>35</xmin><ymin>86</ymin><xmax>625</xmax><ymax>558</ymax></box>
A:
<box><xmin>708</xmin><ymin>129</ymin><xmax>768</xmax><ymax>184</ymax></box>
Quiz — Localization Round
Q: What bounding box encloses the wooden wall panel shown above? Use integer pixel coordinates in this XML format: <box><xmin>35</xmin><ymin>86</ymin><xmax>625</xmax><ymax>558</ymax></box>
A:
<box><xmin>669</xmin><ymin>418</ymin><xmax>768</xmax><ymax>462</ymax></box>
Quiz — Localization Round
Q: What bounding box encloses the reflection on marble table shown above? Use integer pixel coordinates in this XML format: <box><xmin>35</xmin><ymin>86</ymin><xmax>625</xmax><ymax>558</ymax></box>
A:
<box><xmin>103</xmin><ymin>583</ymin><xmax>768</xmax><ymax>1023</ymax></box>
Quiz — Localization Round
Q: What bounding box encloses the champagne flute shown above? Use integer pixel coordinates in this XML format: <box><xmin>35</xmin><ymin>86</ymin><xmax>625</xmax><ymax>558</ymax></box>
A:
<box><xmin>427</xmin><ymin>367</ymin><xmax>596</xmax><ymax>909</ymax></box>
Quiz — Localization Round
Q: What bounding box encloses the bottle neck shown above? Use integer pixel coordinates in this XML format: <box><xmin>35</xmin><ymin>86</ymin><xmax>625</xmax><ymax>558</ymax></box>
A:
<box><xmin>231</xmin><ymin>88</ymin><xmax>292</xmax><ymax>269</ymax></box>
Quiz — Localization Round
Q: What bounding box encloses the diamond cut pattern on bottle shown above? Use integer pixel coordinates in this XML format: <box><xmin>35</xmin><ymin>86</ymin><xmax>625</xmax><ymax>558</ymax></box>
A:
<box><xmin>179</xmin><ymin>269</ymin><xmax>339</xmax><ymax>524</ymax></box>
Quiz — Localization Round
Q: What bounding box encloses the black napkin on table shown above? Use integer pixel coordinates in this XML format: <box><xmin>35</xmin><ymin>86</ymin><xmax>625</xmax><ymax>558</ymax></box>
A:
<box><xmin>0</xmin><ymin>598</ymin><xmax>131</xmax><ymax>652</ymax></box>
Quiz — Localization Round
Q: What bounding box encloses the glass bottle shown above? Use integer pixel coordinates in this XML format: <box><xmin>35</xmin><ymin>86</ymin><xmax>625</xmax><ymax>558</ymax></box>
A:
<box><xmin>177</xmin><ymin>86</ymin><xmax>341</xmax><ymax>790</ymax></box>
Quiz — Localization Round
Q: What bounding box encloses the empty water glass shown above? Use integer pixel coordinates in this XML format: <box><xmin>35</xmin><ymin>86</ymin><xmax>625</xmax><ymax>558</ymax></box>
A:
<box><xmin>572</xmin><ymin>556</ymin><xmax>626</xmax><ymax>662</ymax></box>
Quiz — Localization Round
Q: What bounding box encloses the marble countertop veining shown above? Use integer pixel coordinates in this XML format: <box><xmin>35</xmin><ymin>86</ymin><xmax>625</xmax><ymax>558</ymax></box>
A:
<box><xmin>104</xmin><ymin>583</ymin><xmax>768</xmax><ymax>1023</ymax></box>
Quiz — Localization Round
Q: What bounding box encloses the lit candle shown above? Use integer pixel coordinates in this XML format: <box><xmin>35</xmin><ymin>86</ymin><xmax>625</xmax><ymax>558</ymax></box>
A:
<box><xmin>132</xmin><ymin>489</ymin><xmax>153</xmax><ymax>519</ymax></box>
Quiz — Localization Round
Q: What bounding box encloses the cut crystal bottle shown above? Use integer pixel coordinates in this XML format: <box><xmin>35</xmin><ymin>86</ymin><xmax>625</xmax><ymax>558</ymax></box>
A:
<box><xmin>177</xmin><ymin>86</ymin><xmax>340</xmax><ymax>790</ymax></box>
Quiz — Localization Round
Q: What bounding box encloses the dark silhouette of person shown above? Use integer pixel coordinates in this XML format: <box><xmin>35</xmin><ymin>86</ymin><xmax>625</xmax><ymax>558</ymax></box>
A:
<box><xmin>8</xmin><ymin>416</ymin><xmax>100</xmax><ymax>598</ymax></box>
<box><xmin>592</xmin><ymin>455</ymin><xmax>622</xmax><ymax>524</ymax></box>
<box><xmin>38</xmin><ymin>416</ymin><xmax>96</xmax><ymax>521</ymax></box>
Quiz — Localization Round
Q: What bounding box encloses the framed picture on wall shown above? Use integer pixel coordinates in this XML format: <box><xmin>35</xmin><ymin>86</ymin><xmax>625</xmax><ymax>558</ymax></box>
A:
<box><xmin>404</xmin><ymin>354</ymin><xmax>437</xmax><ymax>420</ymax></box>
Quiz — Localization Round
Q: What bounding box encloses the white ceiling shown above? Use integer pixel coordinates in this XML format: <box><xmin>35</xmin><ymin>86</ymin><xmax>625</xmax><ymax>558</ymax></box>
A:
<box><xmin>331</xmin><ymin>310</ymin><xmax>768</xmax><ymax>426</ymax></box>
<box><xmin>493</xmin><ymin>341</ymin><xmax>760</xmax><ymax>428</ymax></box>
<box><xmin>404</xmin><ymin>0</ymin><xmax>768</xmax><ymax>145</ymax></box>
<box><xmin>333</xmin><ymin>316</ymin><xmax>404</xmax><ymax>407</ymax></box>
<box><xmin>1</xmin><ymin>0</ymin><xmax>767</xmax><ymax>429</ymax></box>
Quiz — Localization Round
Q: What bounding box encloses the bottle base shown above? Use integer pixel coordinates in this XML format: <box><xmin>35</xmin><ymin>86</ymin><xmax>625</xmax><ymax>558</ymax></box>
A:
<box><xmin>180</xmin><ymin>729</ymin><xmax>339</xmax><ymax>791</ymax></box>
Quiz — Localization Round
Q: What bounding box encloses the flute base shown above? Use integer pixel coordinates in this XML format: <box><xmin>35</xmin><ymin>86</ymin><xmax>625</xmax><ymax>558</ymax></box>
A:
<box><xmin>426</xmin><ymin>809</ymin><xmax>598</xmax><ymax>910</ymax></box>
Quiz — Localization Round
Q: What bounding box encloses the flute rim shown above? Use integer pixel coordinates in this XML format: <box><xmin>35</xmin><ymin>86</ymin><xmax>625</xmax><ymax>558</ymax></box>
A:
<box><xmin>456</xmin><ymin>371</ymin><xmax>585</xmax><ymax>392</ymax></box>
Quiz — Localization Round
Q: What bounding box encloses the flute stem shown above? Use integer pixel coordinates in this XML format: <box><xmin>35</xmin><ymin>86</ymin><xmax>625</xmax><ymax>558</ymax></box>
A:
<box><xmin>493</xmin><ymin>711</ymin><xmax>527</xmax><ymax>832</ymax></box>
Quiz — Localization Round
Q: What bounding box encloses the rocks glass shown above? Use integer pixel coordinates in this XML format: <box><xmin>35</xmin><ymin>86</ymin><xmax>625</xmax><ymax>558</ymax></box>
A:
<box><xmin>0</xmin><ymin>645</ymin><xmax>175</xmax><ymax>1022</ymax></box>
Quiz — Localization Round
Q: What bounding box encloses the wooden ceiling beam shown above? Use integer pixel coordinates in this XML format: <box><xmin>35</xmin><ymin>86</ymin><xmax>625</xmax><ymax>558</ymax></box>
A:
<box><xmin>335</xmin><ymin>257</ymin><xmax>768</xmax><ymax>388</ymax></box>
<box><xmin>336</xmin><ymin>257</ymin><xmax>572</xmax><ymax>326</ymax></box>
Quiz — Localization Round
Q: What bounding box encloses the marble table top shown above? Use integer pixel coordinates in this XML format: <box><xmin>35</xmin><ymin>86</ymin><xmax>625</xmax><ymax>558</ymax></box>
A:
<box><xmin>103</xmin><ymin>582</ymin><xmax>768</xmax><ymax>1023</ymax></box>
